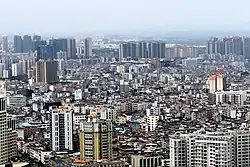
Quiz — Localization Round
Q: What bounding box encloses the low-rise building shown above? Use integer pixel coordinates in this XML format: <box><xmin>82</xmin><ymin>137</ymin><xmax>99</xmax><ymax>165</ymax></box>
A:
<box><xmin>7</xmin><ymin>95</ymin><xmax>27</xmax><ymax>107</ymax></box>
<box><xmin>131</xmin><ymin>155</ymin><xmax>162</xmax><ymax>167</ymax></box>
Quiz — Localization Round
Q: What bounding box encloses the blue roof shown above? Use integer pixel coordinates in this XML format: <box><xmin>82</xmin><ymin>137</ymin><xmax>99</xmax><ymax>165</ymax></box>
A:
<box><xmin>20</xmin><ymin>122</ymin><xmax>32</xmax><ymax>127</ymax></box>
<box><xmin>129</xmin><ymin>120</ymin><xmax>139</xmax><ymax>123</ymax></box>
<box><xmin>115</xmin><ymin>127</ymin><xmax>124</xmax><ymax>131</ymax></box>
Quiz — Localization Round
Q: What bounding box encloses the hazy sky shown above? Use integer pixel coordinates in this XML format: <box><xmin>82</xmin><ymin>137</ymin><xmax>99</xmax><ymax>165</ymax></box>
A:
<box><xmin>0</xmin><ymin>0</ymin><xmax>250</xmax><ymax>34</ymax></box>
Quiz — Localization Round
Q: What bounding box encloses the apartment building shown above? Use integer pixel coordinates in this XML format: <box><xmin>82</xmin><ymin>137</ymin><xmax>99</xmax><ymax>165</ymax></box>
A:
<box><xmin>170</xmin><ymin>129</ymin><xmax>250</xmax><ymax>167</ymax></box>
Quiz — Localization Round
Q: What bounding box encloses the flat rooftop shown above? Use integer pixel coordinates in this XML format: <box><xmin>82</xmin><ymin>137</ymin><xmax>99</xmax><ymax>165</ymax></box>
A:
<box><xmin>0</xmin><ymin>162</ymin><xmax>29</xmax><ymax>167</ymax></box>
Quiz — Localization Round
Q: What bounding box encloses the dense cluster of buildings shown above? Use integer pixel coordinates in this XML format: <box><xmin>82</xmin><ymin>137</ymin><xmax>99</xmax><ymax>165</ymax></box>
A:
<box><xmin>2</xmin><ymin>35</ymin><xmax>93</xmax><ymax>61</ymax></box>
<box><xmin>1</xmin><ymin>34</ymin><xmax>250</xmax><ymax>167</ymax></box>
<box><xmin>119</xmin><ymin>41</ymin><xmax>201</xmax><ymax>61</ymax></box>
<box><xmin>207</xmin><ymin>36</ymin><xmax>250</xmax><ymax>58</ymax></box>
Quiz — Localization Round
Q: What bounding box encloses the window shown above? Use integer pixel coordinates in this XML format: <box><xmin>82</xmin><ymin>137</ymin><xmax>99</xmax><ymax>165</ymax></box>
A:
<box><xmin>55</xmin><ymin>115</ymin><xmax>59</xmax><ymax>121</ymax></box>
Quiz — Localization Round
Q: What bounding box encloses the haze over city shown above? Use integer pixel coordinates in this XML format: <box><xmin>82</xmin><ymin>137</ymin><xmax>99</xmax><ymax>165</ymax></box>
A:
<box><xmin>1</xmin><ymin>0</ymin><xmax>250</xmax><ymax>36</ymax></box>
<box><xmin>2</xmin><ymin>1</ymin><xmax>250</xmax><ymax>167</ymax></box>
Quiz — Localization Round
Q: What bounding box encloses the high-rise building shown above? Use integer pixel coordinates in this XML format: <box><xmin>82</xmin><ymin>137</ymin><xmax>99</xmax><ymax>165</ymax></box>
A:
<box><xmin>13</xmin><ymin>35</ymin><xmax>23</xmax><ymax>53</ymax></box>
<box><xmin>119</xmin><ymin>43</ymin><xmax>129</xmax><ymax>61</ymax></box>
<box><xmin>243</xmin><ymin>37</ymin><xmax>250</xmax><ymax>59</ymax></box>
<box><xmin>49</xmin><ymin>38</ymin><xmax>68</xmax><ymax>53</ymax></box>
<box><xmin>57</xmin><ymin>59</ymin><xmax>65</xmax><ymax>76</ymax></box>
<box><xmin>47</xmin><ymin>38</ymin><xmax>68</xmax><ymax>60</ymax></box>
<box><xmin>50</xmin><ymin>106</ymin><xmax>73</xmax><ymax>151</ymax></box>
<box><xmin>236</xmin><ymin>130</ymin><xmax>250</xmax><ymax>167</ymax></box>
<box><xmin>207</xmin><ymin>37</ymin><xmax>229</xmax><ymax>55</ymax></box>
<box><xmin>158</xmin><ymin>41</ymin><xmax>166</xmax><ymax>58</ymax></box>
<box><xmin>148</xmin><ymin>42</ymin><xmax>158</xmax><ymax>58</ymax></box>
<box><xmin>32</xmin><ymin>40</ymin><xmax>47</xmax><ymax>53</ymax></box>
<box><xmin>11</xmin><ymin>63</ymin><xmax>22</xmax><ymax>77</ymax></box>
<box><xmin>2</xmin><ymin>36</ymin><xmax>8</xmax><ymax>52</ymax></box>
<box><xmin>35</xmin><ymin>60</ymin><xmax>58</xmax><ymax>83</ymax></box>
<box><xmin>169</xmin><ymin>135</ymin><xmax>186</xmax><ymax>167</ymax></box>
<box><xmin>170</xmin><ymin>131</ymin><xmax>235</xmax><ymax>167</ymax></box>
<box><xmin>35</xmin><ymin>60</ymin><xmax>50</xmax><ymax>82</ymax></box>
<box><xmin>22</xmin><ymin>35</ymin><xmax>32</xmax><ymax>53</ymax></box>
<box><xmin>84</xmin><ymin>38</ymin><xmax>92</xmax><ymax>58</ymax></box>
<box><xmin>67</xmin><ymin>38</ymin><xmax>76</xmax><ymax>59</ymax></box>
<box><xmin>136</xmin><ymin>41</ymin><xmax>147</xmax><ymax>58</ymax></box>
<box><xmin>79</xmin><ymin>115</ymin><xmax>112</xmax><ymax>161</ymax></box>
<box><xmin>32</xmin><ymin>35</ymin><xmax>41</xmax><ymax>41</ymax></box>
<box><xmin>3</xmin><ymin>70</ymin><xmax>9</xmax><ymax>79</ymax></box>
<box><xmin>57</xmin><ymin>51</ymin><xmax>67</xmax><ymax>60</ymax></box>
<box><xmin>7</xmin><ymin>115</ymin><xmax>17</xmax><ymax>159</ymax></box>
<box><xmin>0</xmin><ymin>81</ymin><xmax>17</xmax><ymax>165</ymax></box>
<box><xmin>232</xmin><ymin>37</ymin><xmax>243</xmax><ymax>55</ymax></box>
<box><xmin>207</xmin><ymin>37</ymin><xmax>216</xmax><ymax>54</ymax></box>
<box><xmin>57</xmin><ymin>59</ymin><xmax>65</xmax><ymax>72</ymax></box>
<box><xmin>36</xmin><ymin>44</ymin><xmax>55</xmax><ymax>60</ymax></box>
<box><xmin>216</xmin><ymin>73</ymin><xmax>224</xmax><ymax>91</ymax></box>
<box><xmin>0</xmin><ymin>81</ymin><xmax>8</xmax><ymax>165</ymax></box>
<box><xmin>207</xmin><ymin>36</ymin><xmax>245</xmax><ymax>56</ymax></box>
<box><xmin>209</xmin><ymin>73</ymin><xmax>226</xmax><ymax>93</ymax></box>
<box><xmin>170</xmin><ymin>130</ymin><xmax>250</xmax><ymax>167</ymax></box>
<box><xmin>32</xmin><ymin>40</ymin><xmax>46</xmax><ymax>51</ymax></box>
<box><xmin>224</xmin><ymin>37</ymin><xmax>233</xmax><ymax>55</ymax></box>
<box><xmin>118</xmin><ymin>41</ymin><xmax>165</xmax><ymax>59</ymax></box>
<box><xmin>129</xmin><ymin>42</ymin><xmax>137</xmax><ymax>59</ymax></box>
<box><xmin>19</xmin><ymin>60</ymin><xmax>27</xmax><ymax>75</ymax></box>
<box><xmin>209</xmin><ymin>75</ymin><xmax>217</xmax><ymax>93</ymax></box>
<box><xmin>166</xmin><ymin>45</ymin><xmax>197</xmax><ymax>59</ymax></box>
<box><xmin>0</xmin><ymin>63</ymin><xmax>5</xmax><ymax>78</ymax></box>
<box><xmin>213</xmin><ymin>39</ymin><xmax>224</xmax><ymax>55</ymax></box>
<box><xmin>76</xmin><ymin>46</ymin><xmax>84</xmax><ymax>57</ymax></box>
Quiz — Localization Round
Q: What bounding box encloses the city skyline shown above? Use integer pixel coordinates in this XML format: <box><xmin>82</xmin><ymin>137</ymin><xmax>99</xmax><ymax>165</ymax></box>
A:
<box><xmin>0</xmin><ymin>0</ymin><xmax>250</xmax><ymax>35</ymax></box>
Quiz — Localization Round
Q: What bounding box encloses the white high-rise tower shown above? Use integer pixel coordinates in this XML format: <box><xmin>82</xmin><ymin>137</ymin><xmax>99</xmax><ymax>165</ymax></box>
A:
<box><xmin>0</xmin><ymin>81</ymin><xmax>17</xmax><ymax>165</ymax></box>
<box><xmin>50</xmin><ymin>106</ymin><xmax>73</xmax><ymax>151</ymax></box>
<box><xmin>0</xmin><ymin>81</ymin><xmax>7</xmax><ymax>164</ymax></box>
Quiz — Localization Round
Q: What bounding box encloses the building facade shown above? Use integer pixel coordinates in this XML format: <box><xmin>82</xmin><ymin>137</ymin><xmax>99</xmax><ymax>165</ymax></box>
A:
<box><xmin>84</xmin><ymin>38</ymin><xmax>92</xmax><ymax>58</ymax></box>
<box><xmin>131</xmin><ymin>155</ymin><xmax>162</xmax><ymax>167</ymax></box>
<box><xmin>79</xmin><ymin>115</ymin><xmax>112</xmax><ymax>161</ymax></box>
<box><xmin>170</xmin><ymin>130</ymin><xmax>250</xmax><ymax>167</ymax></box>
<box><xmin>2</xmin><ymin>36</ymin><xmax>8</xmax><ymax>52</ymax></box>
<box><xmin>50</xmin><ymin>106</ymin><xmax>73</xmax><ymax>151</ymax></box>
<box><xmin>35</xmin><ymin>60</ymin><xmax>58</xmax><ymax>83</ymax></box>
<box><xmin>0</xmin><ymin>81</ymin><xmax>17</xmax><ymax>165</ymax></box>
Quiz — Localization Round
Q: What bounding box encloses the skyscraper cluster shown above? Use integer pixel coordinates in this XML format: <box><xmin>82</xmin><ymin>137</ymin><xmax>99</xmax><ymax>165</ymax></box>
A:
<box><xmin>119</xmin><ymin>41</ymin><xmax>166</xmax><ymax>61</ymax></box>
<box><xmin>36</xmin><ymin>38</ymin><xmax>76</xmax><ymax>60</ymax></box>
<box><xmin>165</xmin><ymin>45</ymin><xmax>198</xmax><ymax>59</ymax></box>
<box><xmin>0</xmin><ymin>58</ymin><xmax>35</xmax><ymax>79</ymax></box>
<box><xmin>13</xmin><ymin>35</ymin><xmax>77</xmax><ymax>60</ymax></box>
<box><xmin>207</xmin><ymin>37</ymin><xmax>250</xmax><ymax>59</ymax></box>
<box><xmin>13</xmin><ymin>35</ymin><xmax>33</xmax><ymax>53</ymax></box>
